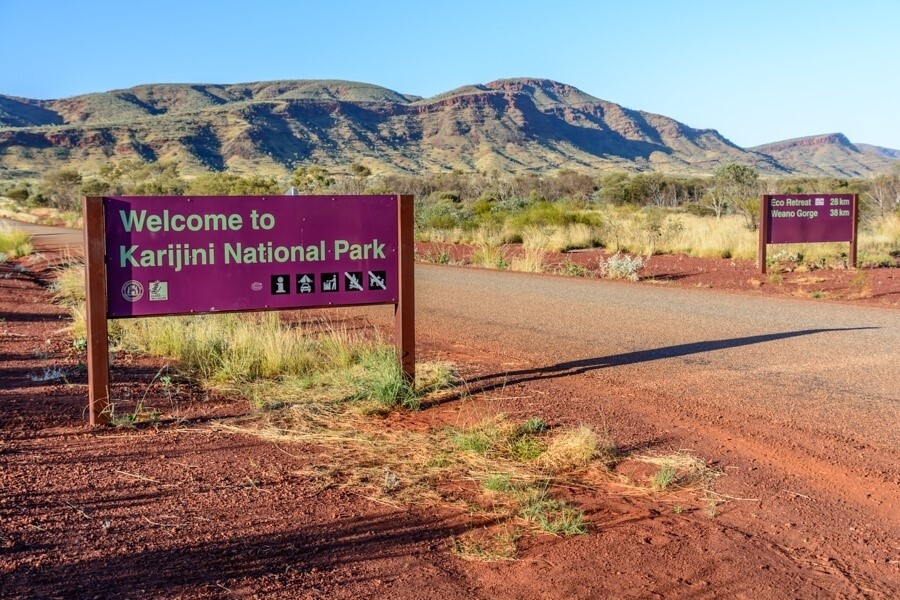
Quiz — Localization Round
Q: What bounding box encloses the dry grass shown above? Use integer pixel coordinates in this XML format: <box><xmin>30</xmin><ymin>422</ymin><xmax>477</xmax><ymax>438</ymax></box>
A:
<box><xmin>509</xmin><ymin>247</ymin><xmax>546</xmax><ymax>273</ymax></box>
<box><xmin>50</xmin><ymin>263</ymin><xmax>86</xmax><ymax>305</ymax></box>
<box><xmin>632</xmin><ymin>452</ymin><xmax>720</xmax><ymax>493</ymax></box>
<box><xmin>0</xmin><ymin>225</ymin><xmax>33</xmax><ymax>260</ymax></box>
<box><xmin>451</xmin><ymin>528</ymin><xmax>521</xmax><ymax>561</ymax></box>
<box><xmin>471</xmin><ymin>230</ymin><xmax>508</xmax><ymax>269</ymax></box>
<box><xmin>538</xmin><ymin>425</ymin><xmax>613</xmax><ymax>473</ymax></box>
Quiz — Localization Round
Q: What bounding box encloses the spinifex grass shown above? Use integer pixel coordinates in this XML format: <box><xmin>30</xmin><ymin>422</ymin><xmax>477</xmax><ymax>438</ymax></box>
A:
<box><xmin>114</xmin><ymin>313</ymin><xmax>457</xmax><ymax>414</ymax></box>
<box><xmin>53</xmin><ymin>264</ymin><xmax>454</xmax><ymax>412</ymax></box>
<box><xmin>451</xmin><ymin>527</ymin><xmax>521</xmax><ymax>562</ymax></box>
<box><xmin>0</xmin><ymin>226</ymin><xmax>33</xmax><ymax>260</ymax></box>
<box><xmin>49</xmin><ymin>263</ymin><xmax>86</xmax><ymax>305</ymax></box>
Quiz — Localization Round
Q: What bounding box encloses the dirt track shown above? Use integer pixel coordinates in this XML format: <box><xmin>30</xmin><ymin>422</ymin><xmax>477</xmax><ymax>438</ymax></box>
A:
<box><xmin>1</xmin><ymin>222</ymin><xmax>898</xmax><ymax>598</ymax></box>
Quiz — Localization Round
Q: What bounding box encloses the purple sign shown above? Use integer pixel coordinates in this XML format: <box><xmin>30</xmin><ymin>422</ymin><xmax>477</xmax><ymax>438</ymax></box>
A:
<box><xmin>104</xmin><ymin>195</ymin><xmax>399</xmax><ymax>318</ymax></box>
<box><xmin>765</xmin><ymin>194</ymin><xmax>855</xmax><ymax>244</ymax></box>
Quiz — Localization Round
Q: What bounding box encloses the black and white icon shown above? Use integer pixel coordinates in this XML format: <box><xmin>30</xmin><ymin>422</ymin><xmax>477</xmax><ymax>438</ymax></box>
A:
<box><xmin>344</xmin><ymin>272</ymin><xmax>364</xmax><ymax>292</ymax></box>
<box><xmin>368</xmin><ymin>271</ymin><xmax>387</xmax><ymax>291</ymax></box>
<box><xmin>321</xmin><ymin>273</ymin><xmax>339</xmax><ymax>292</ymax></box>
<box><xmin>271</xmin><ymin>274</ymin><xmax>290</xmax><ymax>295</ymax></box>
<box><xmin>296</xmin><ymin>274</ymin><xmax>315</xmax><ymax>294</ymax></box>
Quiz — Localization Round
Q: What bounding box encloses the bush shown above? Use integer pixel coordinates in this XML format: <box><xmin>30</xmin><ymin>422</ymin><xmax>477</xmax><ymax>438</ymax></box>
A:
<box><xmin>599</xmin><ymin>252</ymin><xmax>645</xmax><ymax>281</ymax></box>
<box><xmin>415</xmin><ymin>201</ymin><xmax>475</xmax><ymax>231</ymax></box>
<box><xmin>6</xmin><ymin>186</ymin><xmax>30</xmax><ymax>202</ymax></box>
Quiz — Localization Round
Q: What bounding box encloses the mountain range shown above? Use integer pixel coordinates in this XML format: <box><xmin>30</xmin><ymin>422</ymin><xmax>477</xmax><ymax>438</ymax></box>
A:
<box><xmin>0</xmin><ymin>78</ymin><xmax>896</xmax><ymax>179</ymax></box>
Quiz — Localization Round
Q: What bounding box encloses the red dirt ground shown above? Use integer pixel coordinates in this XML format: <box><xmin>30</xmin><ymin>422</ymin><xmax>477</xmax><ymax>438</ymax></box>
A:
<box><xmin>1</xmin><ymin>251</ymin><xmax>898</xmax><ymax>598</ymax></box>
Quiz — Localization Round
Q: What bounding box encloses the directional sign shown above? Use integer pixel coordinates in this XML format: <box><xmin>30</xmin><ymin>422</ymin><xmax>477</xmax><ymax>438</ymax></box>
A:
<box><xmin>764</xmin><ymin>194</ymin><xmax>856</xmax><ymax>244</ymax></box>
<box><xmin>759</xmin><ymin>193</ymin><xmax>858</xmax><ymax>273</ymax></box>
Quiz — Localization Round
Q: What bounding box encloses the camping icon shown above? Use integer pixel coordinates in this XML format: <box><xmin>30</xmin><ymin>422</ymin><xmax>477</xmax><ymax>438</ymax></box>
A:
<box><xmin>296</xmin><ymin>274</ymin><xmax>315</xmax><ymax>294</ymax></box>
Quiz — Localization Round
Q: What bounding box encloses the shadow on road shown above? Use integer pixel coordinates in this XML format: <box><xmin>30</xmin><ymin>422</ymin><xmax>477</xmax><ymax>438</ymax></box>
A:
<box><xmin>430</xmin><ymin>328</ymin><xmax>879</xmax><ymax>404</ymax></box>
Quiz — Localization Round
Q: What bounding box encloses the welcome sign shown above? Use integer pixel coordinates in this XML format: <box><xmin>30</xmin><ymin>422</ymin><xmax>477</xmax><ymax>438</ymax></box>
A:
<box><xmin>104</xmin><ymin>195</ymin><xmax>400</xmax><ymax>317</ymax></box>
<box><xmin>83</xmin><ymin>194</ymin><xmax>415</xmax><ymax>425</ymax></box>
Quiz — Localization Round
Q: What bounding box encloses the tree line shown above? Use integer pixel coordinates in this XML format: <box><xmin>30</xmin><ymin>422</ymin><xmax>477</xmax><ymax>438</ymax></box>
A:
<box><xmin>3</xmin><ymin>159</ymin><xmax>898</xmax><ymax>229</ymax></box>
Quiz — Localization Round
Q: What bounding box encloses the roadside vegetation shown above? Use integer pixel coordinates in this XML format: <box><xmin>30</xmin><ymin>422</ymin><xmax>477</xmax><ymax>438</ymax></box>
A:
<box><xmin>53</xmin><ymin>263</ymin><xmax>725</xmax><ymax>559</ymax></box>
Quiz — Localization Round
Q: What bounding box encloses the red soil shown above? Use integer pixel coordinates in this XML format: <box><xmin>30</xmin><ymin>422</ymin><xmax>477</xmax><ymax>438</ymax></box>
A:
<box><xmin>1</xmin><ymin>251</ymin><xmax>898</xmax><ymax>598</ymax></box>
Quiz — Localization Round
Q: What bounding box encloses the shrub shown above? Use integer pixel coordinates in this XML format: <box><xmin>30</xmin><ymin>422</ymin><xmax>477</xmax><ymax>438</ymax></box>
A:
<box><xmin>598</xmin><ymin>252</ymin><xmax>646</xmax><ymax>281</ymax></box>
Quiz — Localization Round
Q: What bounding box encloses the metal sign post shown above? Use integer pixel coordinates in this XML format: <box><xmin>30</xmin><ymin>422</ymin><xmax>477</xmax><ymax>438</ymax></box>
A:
<box><xmin>83</xmin><ymin>197</ymin><xmax>110</xmax><ymax>425</ymax></box>
<box><xmin>395</xmin><ymin>195</ymin><xmax>415</xmax><ymax>381</ymax></box>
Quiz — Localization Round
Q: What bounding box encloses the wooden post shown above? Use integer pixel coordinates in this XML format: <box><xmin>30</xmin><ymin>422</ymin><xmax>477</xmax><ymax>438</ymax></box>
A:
<box><xmin>83</xmin><ymin>197</ymin><xmax>110</xmax><ymax>425</ymax></box>
<box><xmin>394</xmin><ymin>195</ymin><xmax>415</xmax><ymax>383</ymax></box>
<box><xmin>758</xmin><ymin>195</ymin><xmax>769</xmax><ymax>274</ymax></box>
<box><xmin>849</xmin><ymin>193</ymin><xmax>859</xmax><ymax>269</ymax></box>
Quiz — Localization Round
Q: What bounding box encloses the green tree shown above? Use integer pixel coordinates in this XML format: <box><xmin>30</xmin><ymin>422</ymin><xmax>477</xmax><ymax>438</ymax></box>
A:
<box><xmin>290</xmin><ymin>165</ymin><xmax>334</xmax><ymax>193</ymax></box>
<box><xmin>187</xmin><ymin>172</ymin><xmax>279</xmax><ymax>195</ymax></box>
<box><xmin>708</xmin><ymin>163</ymin><xmax>760</xmax><ymax>226</ymax></box>
<box><xmin>42</xmin><ymin>169</ymin><xmax>83</xmax><ymax>211</ymax></box>
<box><xmin>865</xmin><ymin>170</ymin><xmax>900</xmax><ymax>218</ymax></box>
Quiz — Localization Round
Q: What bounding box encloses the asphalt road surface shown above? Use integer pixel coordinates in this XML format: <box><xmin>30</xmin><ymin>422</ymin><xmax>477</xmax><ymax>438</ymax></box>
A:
<box><xmin>0</xmin><ymin>218</ymin><xmax>82</xmax><ymax>251</ymax></box>
<box><xmin>415</xmin><ymin>264</ymin><xmax>899</xmax><ymax>449</ymax></box>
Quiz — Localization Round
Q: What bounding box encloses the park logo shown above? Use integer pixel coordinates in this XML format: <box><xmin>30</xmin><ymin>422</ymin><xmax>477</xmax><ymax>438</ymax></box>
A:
<box><xmin>149</xmin><ymin>281</ymin><xmax>168</xmax><ymax>302</ymax></box>
<box><xmin>121</xmin><ymin>280</ymin><xmax>144</xmax><ymax>302</ymax></box>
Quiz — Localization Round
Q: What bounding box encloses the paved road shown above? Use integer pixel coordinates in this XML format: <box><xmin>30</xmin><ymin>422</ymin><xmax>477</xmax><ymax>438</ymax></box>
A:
<box><xmin>0</xmin><ymin>218</ymin><xmax>82</xmax><ymax>251</ymax></box>
<box><xmin>8</xmin><ymin>217</ymin><xmax>897</xmax><ymax>447</ymax></box>
<box><xmin>416</xmin><ymin>265</ymin><xmax>899</xmax><ymax>448</ymax></box>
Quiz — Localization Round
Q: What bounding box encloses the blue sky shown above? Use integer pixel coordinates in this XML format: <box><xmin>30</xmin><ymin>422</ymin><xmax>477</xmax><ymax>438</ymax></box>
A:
<box><xmin>1</xmin><ymin>0</ymin><xmax>898</xmax><ymax>149</ymax></box>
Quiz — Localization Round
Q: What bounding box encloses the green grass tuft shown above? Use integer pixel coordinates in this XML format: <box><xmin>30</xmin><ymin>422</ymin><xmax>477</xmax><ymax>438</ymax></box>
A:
<box><xmin>0</xmin><ymin>226</ymin><xmax>33</xmax><ymax>259</ymax></box>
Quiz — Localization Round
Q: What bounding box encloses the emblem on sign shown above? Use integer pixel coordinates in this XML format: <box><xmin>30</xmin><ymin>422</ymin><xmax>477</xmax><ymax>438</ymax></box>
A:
<box><xmin>121</xmin><ymin>280</ymin><xmax>144</xmax><ymax>302</ymax></box>
<box><xmin>271</xmin><ymin>275</ymin><xmax>290</xmax><ymax>295</ymax></box>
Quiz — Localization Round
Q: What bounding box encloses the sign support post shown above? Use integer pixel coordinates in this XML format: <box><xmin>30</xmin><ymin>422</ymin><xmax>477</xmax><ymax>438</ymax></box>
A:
<box><xmin>83</xmin><ymin>197</ymin><xmax>110</xmax><ymax>425</ymax></box>
<box><xmin>759</xmin><ymin>195</ymin><xmax>769</xmax><ymax>274</ymax></box>
<box><xmin>850</xmin><ymin>193</ymin><xmax>859</xmax><ymax>270</ymax></box>
<box><xmin>395</xmin><ymin>195</ymin><xmax>415</xmax><ymax>383</ymax></box>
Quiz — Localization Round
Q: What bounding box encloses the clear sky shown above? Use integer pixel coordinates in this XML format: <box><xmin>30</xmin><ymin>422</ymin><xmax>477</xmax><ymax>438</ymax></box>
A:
<box><xmin>1</xmin><ymin>0</ymin><xmax>898</xmax><ymax>149</ymax></box>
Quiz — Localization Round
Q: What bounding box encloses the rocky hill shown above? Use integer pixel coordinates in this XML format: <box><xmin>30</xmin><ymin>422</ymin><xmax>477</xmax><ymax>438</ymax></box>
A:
<box><xmin>0</xmin><ymin>79</ymin><xmax>894</xmax><ymax>179</ymax></box>
<box><xmin>751</xmin><ymin>134</ymin><xmax>898</xmax><ymax>178</ymax></box>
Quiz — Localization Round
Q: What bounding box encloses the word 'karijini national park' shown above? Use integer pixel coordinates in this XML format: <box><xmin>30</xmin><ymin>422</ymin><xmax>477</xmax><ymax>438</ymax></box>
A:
<box><xmin>116</xmin><ymin>208</ymin><xmax>386</xmax><ymax>272</ymax></box>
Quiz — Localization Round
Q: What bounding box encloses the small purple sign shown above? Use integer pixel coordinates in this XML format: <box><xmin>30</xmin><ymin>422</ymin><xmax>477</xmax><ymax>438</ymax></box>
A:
<box><xmin>104</xmin><ymin>195</ymin><xmax>399</xmax><ymax>318</ymax></box>
<box><xmin>765</xmin><ymin>194</ymin><xmax>855</xmax><ymax>244</ymax></box>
